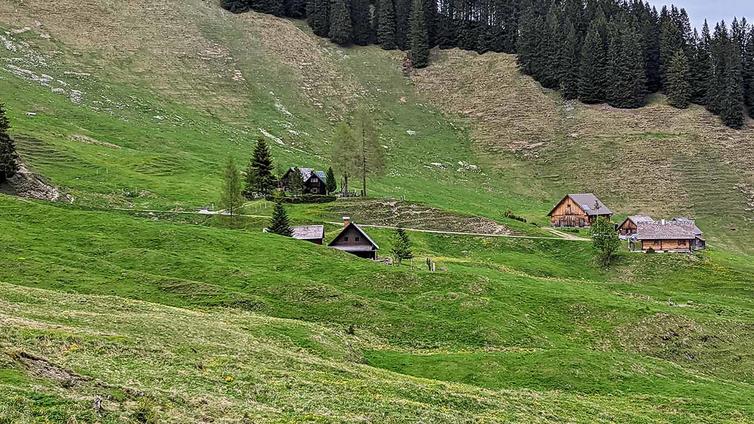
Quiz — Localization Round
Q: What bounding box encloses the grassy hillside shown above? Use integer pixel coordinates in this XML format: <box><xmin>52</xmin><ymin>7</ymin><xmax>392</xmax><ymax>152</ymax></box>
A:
<box><xmin>3</xmin><ymin>0</ymin><xmax>754</xmax><ymax>421</ymax></box>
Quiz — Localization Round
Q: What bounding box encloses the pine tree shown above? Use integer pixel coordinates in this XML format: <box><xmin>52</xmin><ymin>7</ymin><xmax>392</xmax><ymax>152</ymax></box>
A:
<box><xmin>391</xmin><ymin>225</ymin><xmax>413</xmax><ymax>264</ymax></box>
<box><xmin>579</xmin><ymin>21</ymin><xmax>608</xmax><ymax>104</ymax></box>
<box><xmin>722</xmin><ymin>43</ymin><xmax>745</xmax><ymax>128</ymax></box>
<box><xmin>329</xmin><ymin>0</ymin><xmax>353</xmax><ymax>45</ymax></box>
<box><xmin>220</xmin><ymin>157</ymin><xmax>244</xmax><ymax>218</ymax></box>
<box><xmin>690</xmin><ymin>25</ymin><xmax>712</xmax><ymax>104</ymax></box>
<box><xmin>222</xmin><ymin>0</ymin><xmax>251</xmax><ymax>13</ymax></box>
<box><xmin>244</xmin><ymin>139</ymin><xmax>276</xmax><ymax>199</ymax></box>
<box><xmin>0</xmin><ymin>104</ymin><xmax>19</xmax><ymax>184</ymax></box>
<box><xmin>377</xmin><ymin>0</ymin><xmax>397</xmax><ymax>49</ymax></box>
<box><xmin>666</xmin><ymin>49</ymin><xmax>691</xmax><ymax>108</ymax></box>
<box><xmin>307</xmin><ymin>0</ymin><xmax>330</xmax><ymax>37</ymax></box>
<box><xmin>516</xmin><ymin>0</ymin><xmax>539</xmax><ymax>76</ymax></box>
<box><xmin>706</xmin><ymin>22</ymin><xmax>729</xmax><ymax>115</ymax></box>
<box><xmin>285</xmin><ymin>0</ymin><xmax>307</xmax><ymax>18</ymax></box>
<box><xmin>590</xmin><ymin>216</ymin><xmax>619</xmax><ymax>268</ymax></box>
<box><xmin>409</xmin><ymin>0</ymin><xmax>430</xmax><ymax>68</ymax></box>
<box><xmin>606</xmin><ymin>19</ymin><xmax>646</xmax><ymax>109</ymax></box>
<box><xmin>536</xmin><ymin>4</ymin><xmax>562</xmax><ymax>89</ymax></box>
<box><xmin>325</xmin><ymin>166</ymin><xmax>337</xmax><ymax>193</ymax></box>
<box><xmin>269</xmin><ymin>201</ymin><xmax>293</xmax><ymax>236</ymax></box>
<box><xmin>560</xmin><ymin>21</ymin><xmax>580</xmax><ymax>100</ymax></box>
<box><xmin>394</xmin><ymin>0</ymin><xmax>412</xmax><ymax>50</ymax></box>
<box><xmin>350</xmin><ymin>0</ymin><xmax>372</xmax><ymax>45</ymax></box>
<box><xmin>435</xmin><ymin>1</ymin><xmax>455</xmax><ymax>49</ymax></box>
<box><xmin>744</xmin><ymin>28</ymin><xmax>754</xmax><ymax>117</ymax></box>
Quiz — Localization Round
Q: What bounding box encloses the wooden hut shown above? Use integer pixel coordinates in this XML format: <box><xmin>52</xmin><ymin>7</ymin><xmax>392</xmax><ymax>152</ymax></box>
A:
<box><xmin>547</xmin><ymin>193</ymin><xmax>613</xmax><ymax>227</ymax></box>
<box><xmin>634</xmin><ymin>220</ymin><xmax>704</xmax><ymax>253</ymax></box>
<box><xmin>618</xmin><ymin>215</ymin><xmax>654</xmax><ymax>236</ymax></box>
<box><xmin>328</xmin><ymin>217</ymin><xmax>379</xmax><ymax>260</ymax></box>
<box><xmin>281</xmin><ymin>167</ymin><xmax>328</xmax><ymax>194</ymax></box>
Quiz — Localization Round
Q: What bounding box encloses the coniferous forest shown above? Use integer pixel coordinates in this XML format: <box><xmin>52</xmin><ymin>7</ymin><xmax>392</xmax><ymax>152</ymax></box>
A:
<box><xmin>222</xmin><ymin>0</ymin><xmax>754</xmax><ymax>129</ymax></box>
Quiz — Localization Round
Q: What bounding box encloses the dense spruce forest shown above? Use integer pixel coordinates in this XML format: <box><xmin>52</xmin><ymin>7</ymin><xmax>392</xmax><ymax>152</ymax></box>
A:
<box><xmin>223</xmin><ymin>0</ymin><xmax>754</xmax><ymax>128</ymax></box>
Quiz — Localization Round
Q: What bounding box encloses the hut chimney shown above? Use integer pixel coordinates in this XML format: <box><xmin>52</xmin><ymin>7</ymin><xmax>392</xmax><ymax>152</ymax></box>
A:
<box><xmin>661</xmin><ymin>219</ymin><xmax>666</xmax><ymax>225</ymax></box>
<box><xmin>343</xmin><ymin>216</ymin><xmax>351</xmax><ymax>227</ymax></box>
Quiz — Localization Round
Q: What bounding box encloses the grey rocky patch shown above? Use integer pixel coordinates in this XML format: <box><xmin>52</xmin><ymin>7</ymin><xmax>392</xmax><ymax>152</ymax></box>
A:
<box><xmin>6</xmin><ymin>162</ymin><xmax>74</xmax><ymax>203</ymax></box>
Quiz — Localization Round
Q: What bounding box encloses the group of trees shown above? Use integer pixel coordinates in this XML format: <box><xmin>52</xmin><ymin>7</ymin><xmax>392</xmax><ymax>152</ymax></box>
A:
<box><xmin>223</xmin><ymin>0</ymin><xmax>754</xmax><ymax>128</ymax></box>
<box><xmin>517</xmin><ymin>1</ymin><xmax>754</xmax><ymax>128</ymax></box>
<box><xmin>330</xmin><ymin>108</ymin><xmax>385</xmax><ymax>197</ymax></box>
<box><xmin>0</xmin><ymin>104</ymin><xmax>19</xmax><ymax>185</ymax></box>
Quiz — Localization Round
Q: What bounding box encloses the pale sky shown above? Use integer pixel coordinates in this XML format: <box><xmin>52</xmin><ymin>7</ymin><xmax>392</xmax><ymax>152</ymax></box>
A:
<box><xmin>653</xmin><ymin>1</ymin><xmax>754</xmax><ymax>29</ymax></box>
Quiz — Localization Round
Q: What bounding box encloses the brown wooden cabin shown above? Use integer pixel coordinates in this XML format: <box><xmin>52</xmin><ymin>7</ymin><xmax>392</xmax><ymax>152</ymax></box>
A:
<box><xmin>618</xmin><ymin>215</ymin><xmax>654</xmax><ymax>236</ymax></box>
<box><xmin>547</xmin><ymin>193</ymin><xmax>613</xmax><ymax>227</ymax></box>
<box><xmin>281</xmin><ymin>167</ymin><xmax>327</xmax><ymax>194</ymax></box>
<box><xmin>634</xmin><ymin>220</ymin><xmax>704</xmax><ymax>253</ymax></box>
<box><xmin>292</xmin><ymin>225</ymin><xmax>325</xmax><ymax>245</ymax></box>
<box><xmin>328</xmin><ymin>217</ymin><xmax>379</xmax><ymax>260</ymax></box>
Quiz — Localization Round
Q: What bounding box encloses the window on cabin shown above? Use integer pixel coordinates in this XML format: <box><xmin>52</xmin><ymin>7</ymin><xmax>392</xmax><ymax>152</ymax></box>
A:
<box><xmin>355</xmin><ymin>237</ymin><xmax>360</xmax><ymax>242</ymax></box>
<box><xmin>679</xmin><ymin>240</ymin><xmax>686</xmax><ymax>246</ymax></box>
<box><xmin>344</xmin><ymin>236</ymin><xmax>349</xmax><ymax>241</ymax></box>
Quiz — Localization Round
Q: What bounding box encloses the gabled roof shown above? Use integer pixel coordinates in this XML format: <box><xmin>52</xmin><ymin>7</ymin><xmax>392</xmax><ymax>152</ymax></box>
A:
<box><xmin>548</xmin><ymin>193</ymin><xmax>613</xmax><ymax>216</ymax></box>
<box><xmin>292</xmin><ymin>225</ymin><xmax>325</xmax><ymax>240</ymax></box>
<box><xmin>619</xmin><ymin>215</ymin><xmax>654</xmax><ymax>228</ymax></box>
<box><xmin>328</xmin><ymin>223</ymin><xmax>379</xmax><ymax>250</ymax></box>
<box><xmin>287</xmin><ymin>167</ymin><xmax>327</xmax><ymax>183</ymax></box>
<box><xmin>636</xmin><ymin>222</ymin><xmax>696</xmax><ymax>240</ymax></box>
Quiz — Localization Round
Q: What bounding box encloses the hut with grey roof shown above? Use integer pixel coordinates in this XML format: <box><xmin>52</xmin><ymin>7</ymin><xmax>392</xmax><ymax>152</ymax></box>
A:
<box><xmin>292</xmin><ymin>225</ymin><xmax>325</xmax><ymax>245</ymax></box>
<box><xmin>547</xmin><ymin>193</ymin><xmax>613</xmax><ymax>227</ymax></box>
<box><xmin>633</xmin><ymin>219</ymin><xmax>705</xmax><ymax>253</ymax></box>
<box><xmin>328</xmin><ymin>217</ymin><xmax>379</xmax><ymax>260</ymax></box>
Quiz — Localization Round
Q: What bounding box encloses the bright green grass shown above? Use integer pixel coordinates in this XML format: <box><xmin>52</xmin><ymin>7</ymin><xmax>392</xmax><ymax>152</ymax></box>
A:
<box><xmin>3</xmin><ymin>195</ymin><xmax>754</xmax><ymax>421</ymax></box>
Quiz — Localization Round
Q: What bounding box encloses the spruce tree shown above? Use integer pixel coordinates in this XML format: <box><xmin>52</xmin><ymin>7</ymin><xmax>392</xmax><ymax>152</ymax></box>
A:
<box><xmin>706</xmin><ymin>22</ymin><xmax>729</xmax><ymax>115</ymax></box>
<box><xmin>560</xmin><ymin>21</ymin><xmax>580</xmax><ymax>100</ymax></box>
<box><xmin>269</xmin><ymin>202</ymin><xmax>293</xmax><ymax>236</ymax></box>
<box><xmin>394</xmin><ymin>0</ymin><xmax>412</xmax><ymax>50</ymax></box>
<box><xmin>690</xmin><ymin>25</ymin><xmax>712</xmax><ymax>104</ymax></box>
<box><xmin>220</xmin><ymin>157</ymin><xmax>244</xmax><ymax>218</ymax></box>
<box><xmin>537</xmin><ymin>4</ymin><xmax>561</xmax><ymax>89</ymax></box>
<box><xmin>666</xmin><ymin>49</ymin><xmax>691</xmax><ymax>108</ymax></box>
<box><xmin>409</xmin><ymin>0</ymin><xmax>430</xmax><ymax>68</ymax></box>
<box><xmin>391</xmin><ymin>225</ymin><xmax>413</xmax><ymax>264</ymax></box>
<box><xmin>325</xmin><ymin>166</ymin><xmax>337</xmax><ymax>194</ymax></box>
<box><xmin>0</xmin><ymin>104</ymin><xmax>19</xmax><ymax>184</ymax></box>
<box><xmin>607</xmin><ymin>20</ymin><xmax>646</xmax><ymax>109</ymax></box>
<box><xmin>579</xmin><ymin>22</ymin><xmax>608</xmax><ymax>104</ymax></box>
<box><xmin>721</xmin><ymin>43</ymin><xmax>745</xmax><ymax>128</ymax></box>
<box><xmin>244</xmin><ymin>139</ymin><xmax>276</xmax><ymax>199</ymax></box>
<box><xmin>307</xmin><ymin>0</ymin><xmax>330</xmax><ymax>37</ymax></box>
<box><xmin>744</xmin><ymin>28</ymin><xmax>754</xmax><ymax>117</ymax></box>
<box><xmin>329</xmin><ymin>0</ymin><xmax>353</xmax><ymax>45</ymax></box>
<box><xmin>516</xmin><ymin>0</ymin><xmax>539</xmax><ymax>76</ymax></box>
<box><xmin>435</xmin><ymin>3</ymin><xmax>455</xmax><ymax>49</ymax></box>
<box><xmin>350</xmin><ymin>0</ymin><xmax>372</xmax><ymax>45</ymax></box>
<box><xmin>377</xmin><ymin>0</ymin><xmax>397</xmax><ymax>49</ymax></box>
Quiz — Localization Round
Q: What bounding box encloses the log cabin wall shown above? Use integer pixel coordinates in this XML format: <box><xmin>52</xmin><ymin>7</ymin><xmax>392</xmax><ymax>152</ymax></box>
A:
<box><xmin>550</xmin><ymin>197</ymin><xmax>590</xmax><ymax>227</ymax></box>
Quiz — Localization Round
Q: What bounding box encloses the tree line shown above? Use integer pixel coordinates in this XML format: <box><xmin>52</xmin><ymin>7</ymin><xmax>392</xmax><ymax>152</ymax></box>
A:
<box><xmin>222</xmin><ymin>0</ymin><xmax>753</xmax><ymax>128</ymax></box>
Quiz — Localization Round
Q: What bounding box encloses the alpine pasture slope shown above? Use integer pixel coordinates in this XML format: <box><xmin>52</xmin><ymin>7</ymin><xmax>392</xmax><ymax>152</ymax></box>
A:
<box><xmin>2</xmin><ymin>0</ymin><xmax>754</xmax><ymax>422</ymax></box>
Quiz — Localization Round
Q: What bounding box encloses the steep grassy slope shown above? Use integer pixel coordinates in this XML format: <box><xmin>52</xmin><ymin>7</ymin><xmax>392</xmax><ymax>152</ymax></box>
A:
<box><xmin>413</xmin><ymin>49</ymin><xmax>754</xmax><ymax>251</ymax></box>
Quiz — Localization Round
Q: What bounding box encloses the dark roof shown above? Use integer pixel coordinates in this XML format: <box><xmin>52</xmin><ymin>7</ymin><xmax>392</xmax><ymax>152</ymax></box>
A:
<box><xmin>619</xmin><ymin>215</ymin><xmax>654</xmax><ymax>228</ymax></box>
<box><xmin>288</xmin><ymin>167</ymin><xmax>327</xmax><ymax>183</ymax></box>
<box><xmin>292</xmin><ymin>225</ymin><xmax>325</xmax><ymax>240</ymax></box>
<box><xmin>636</xmin><ymin>222</ymin><xmax>697</xmax><ymax>240</ymax></box>
<box><xmin>328</xmin><ymin>223</ymin><xmax>379</xmax><ymax>250</ymax></box>
<box><xmin>548</xmin><ymin>193</ymin><xmax>613</xmax><ymax>216</ymax></box>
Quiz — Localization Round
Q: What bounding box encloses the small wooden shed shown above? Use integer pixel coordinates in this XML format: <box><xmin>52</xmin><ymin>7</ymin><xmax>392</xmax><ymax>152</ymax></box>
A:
<box><xmin>328</xmin><ymin>217</ymin><xmax>379</xmax><ymax>260</ymax></box>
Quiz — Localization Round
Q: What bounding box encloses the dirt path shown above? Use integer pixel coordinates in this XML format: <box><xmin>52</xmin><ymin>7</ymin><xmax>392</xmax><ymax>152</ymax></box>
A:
<box><xmin>107</xmin><ymin>207</ymin><xmax>588</xmax><ymax>242</ymax></box>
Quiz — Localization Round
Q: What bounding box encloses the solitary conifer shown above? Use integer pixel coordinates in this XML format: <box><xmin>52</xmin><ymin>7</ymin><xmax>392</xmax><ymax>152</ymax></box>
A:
<box><xmin>269</xmin><ymin>202</ymin><xmax>293</xmax><ymax>236</ymax></box>
<box><xmin>0</xmin><ymin>104</ymin><xmax>19</xmax><ymax>184</ymax></box>
<box><xmin>220</xmin><ymin>157</ymin><xmax>244</xmax><ymax>218</ymax></box>
<box><xmin>391</xmin><ymin>225</ymin><xmax>413</xmax><ymax>264</ymax></box>
<box><xmin>244</xmin><ymin>139</ymin><xmax>276</xmax><ymax>199</ymax></box>
<box><xmin>325</xmin><ymin>167</ymin><xmax>337</xmax><ymax>194</ymax></box>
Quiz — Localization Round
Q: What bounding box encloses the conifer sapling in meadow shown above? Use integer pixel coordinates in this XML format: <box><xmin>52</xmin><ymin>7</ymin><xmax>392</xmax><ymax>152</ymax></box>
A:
<box><xmin>590</xmin><ymin>216</ymin><xmax>620</xmax><ymax>268</ymax></box>
<box><xmin>0</xmin><ymin>104</ymin><xmax>19</xmax><ymax>184</ymax></box>
<box><xmin>391</xmin><ymin>225</ymin><xmax>413</xmax><ymax>264</ymax></box>
<box><xmin>220</xmin><ymin>156</ymin><xmax>244</xmax><ymax>218</ymax></box>
<box><xmin>269</xmin><ymin>201</ymin><xmax>293</xmax><ymax>236</ymax></box>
